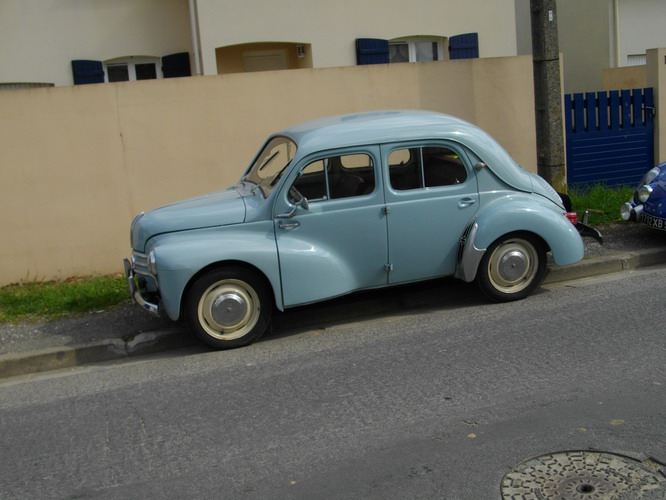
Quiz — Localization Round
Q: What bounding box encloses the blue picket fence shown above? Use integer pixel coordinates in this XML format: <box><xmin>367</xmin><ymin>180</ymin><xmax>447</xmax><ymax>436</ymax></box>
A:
<box><xmin>564</xmin><ymin>88</ymin><xmax>654</xmax><ymax>187</ymax></box>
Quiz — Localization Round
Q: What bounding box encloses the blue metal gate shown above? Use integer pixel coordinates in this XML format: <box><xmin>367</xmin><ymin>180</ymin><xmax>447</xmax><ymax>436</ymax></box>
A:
<box><xmin>564</xmin><ymin>88</ymin><xmax>654</xmax><ymax>187</ymax></box>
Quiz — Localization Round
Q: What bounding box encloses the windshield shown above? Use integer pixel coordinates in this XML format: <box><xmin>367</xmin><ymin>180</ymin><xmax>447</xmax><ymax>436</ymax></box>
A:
<box><xmin>245</xmin><ymin>136</ymin><xmax>297</xmax><ymax>197</ymax></box>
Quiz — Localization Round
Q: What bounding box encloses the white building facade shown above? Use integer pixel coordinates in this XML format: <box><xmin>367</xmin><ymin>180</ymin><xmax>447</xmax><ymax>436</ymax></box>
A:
<box><xmin>0</xmin><ymin>0</ymin><xmax>519</xmax><ymax>88</ymax></box>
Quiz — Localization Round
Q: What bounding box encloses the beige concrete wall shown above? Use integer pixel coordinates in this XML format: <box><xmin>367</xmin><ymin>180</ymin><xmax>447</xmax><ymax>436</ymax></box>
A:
<box><xmin>646</xmin><ymin>48</ymin><xmax>666</xmax><ymax>164</ymax></box>
<box><xmin>602</xmin><ymin>66</ymin><xmax>647</xmax><ymax>91</ymax></box>
<box><xmin>0</xmin><ymin>55</ymin><xmax>536</xmax><ymax>286</ymax></box>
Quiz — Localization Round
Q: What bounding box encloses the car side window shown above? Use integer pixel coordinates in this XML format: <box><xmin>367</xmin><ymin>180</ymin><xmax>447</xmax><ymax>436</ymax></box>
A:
<box><xmin>388</xmin><ymin>146</ymin><xmax>467</xmax><ymax>190</ymax></box>
<box><xmin>292</xmin><ymin>153</ymin><xmax>375</xmax><ymax>202</ymax></box>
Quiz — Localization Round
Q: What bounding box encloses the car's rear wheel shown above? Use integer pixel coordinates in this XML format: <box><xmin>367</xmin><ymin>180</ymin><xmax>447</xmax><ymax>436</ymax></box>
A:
<box><xmin>476</xmin><ymin>233</ymin><xmax>546</xmax><ymax>302</ymax></box>
<box><xmin>185</xmin><ymin>267</ymin><xmax>272</xmax><ymax>349</ymax></box>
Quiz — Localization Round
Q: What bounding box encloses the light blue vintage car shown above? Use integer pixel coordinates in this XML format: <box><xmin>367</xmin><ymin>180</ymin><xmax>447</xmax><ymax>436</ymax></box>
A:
<box><xmin>125</xmin><ymin>110</ymin><xmax>591</xmax><ymax>349</ymax></box>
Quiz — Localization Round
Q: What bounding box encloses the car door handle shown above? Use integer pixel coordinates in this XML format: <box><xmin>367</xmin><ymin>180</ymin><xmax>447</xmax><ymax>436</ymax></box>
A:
<box><xmin>458</xmin><ymin>197</ymin><xmax>477</xmax><ymax>208</ymax></box>
<box><xmin>278</xmin><ymin>220</ymin><xmax>300</xmax><ymax>230</ymax></box>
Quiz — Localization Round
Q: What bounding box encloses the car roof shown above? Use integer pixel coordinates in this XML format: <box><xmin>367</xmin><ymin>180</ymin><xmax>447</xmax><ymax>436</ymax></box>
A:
<box><xmin>279</xmin><ymin>110</ymin><xmax>474</xmax><ymax>149</ymax></box>
<box><xmin>276</xmin><ymin>110</ymin><xmax>534</xmax><ymax>192</ymax></box>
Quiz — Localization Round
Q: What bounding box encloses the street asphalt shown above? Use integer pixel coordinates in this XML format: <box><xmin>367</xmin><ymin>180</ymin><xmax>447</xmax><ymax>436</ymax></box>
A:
<box><xmin>1</xmin><ymin>222</ymin><xmax>665</xmax><ymax>380</ymax></box>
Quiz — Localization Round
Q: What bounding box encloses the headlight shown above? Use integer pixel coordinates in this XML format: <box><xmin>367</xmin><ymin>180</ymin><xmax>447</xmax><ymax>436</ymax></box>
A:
<box><xmin>620</xmin><ymin>202</ymin><xmax>633</xmax><ymax>221</ymax></box>
<box><xmin>637</xmin><ymin>167</ymin><xmax>661</xmax><ymax>188</ymax></box>
<box><xmin>638</xmin><ymin>184</ymin><xmax>654</xmax><ymax>203</ymax></box>
<box><xmin>148</xmin><ymin>250</ymin><xmax>158</xmax><ymax>276</ymax></box>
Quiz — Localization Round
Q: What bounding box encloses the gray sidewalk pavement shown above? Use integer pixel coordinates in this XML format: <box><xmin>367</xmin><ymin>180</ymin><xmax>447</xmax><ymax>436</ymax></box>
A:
<box><xmin>1</xmin><ymin>223</ymin><xmax>665</xmax><ymax>380</ymax></box>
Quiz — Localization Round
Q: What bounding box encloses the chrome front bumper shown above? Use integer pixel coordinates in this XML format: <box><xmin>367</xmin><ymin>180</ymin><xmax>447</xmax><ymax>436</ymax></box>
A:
<box><xmin>123</xmin><ymin>258</ymin><xmax>160</xmax><ymax>316</ymax></box>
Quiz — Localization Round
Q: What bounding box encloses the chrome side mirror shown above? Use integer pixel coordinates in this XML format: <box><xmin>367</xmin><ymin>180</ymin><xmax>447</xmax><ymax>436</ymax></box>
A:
<box><xmin>298</xmin><ymin>195</ymin><xmax>309</xmax><ymax>211</ymax></box>
<box><xmin>278</xmin><ymin>188</ymin><xmax>309</xmax><ymax>218</ymax></box>
<box><xmin>289</xmin><ymin>186</ymin><xmax>309</xmax><ymax>210</ymax></box>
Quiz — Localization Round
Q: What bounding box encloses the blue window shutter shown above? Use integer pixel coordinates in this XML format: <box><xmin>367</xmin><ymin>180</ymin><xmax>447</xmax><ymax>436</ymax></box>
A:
<box><xmin>71</xmin><ymin>60</ymin><xmax>104</xmax><ymax>85</ymax></box>
<box><xmin>356</xmin><ymin>38</ymin><xmax>389</xmax><ymax>65</ymax></box>
<box><xmin>162</xmin><ymin>52</ymin><xmax>191</xmax><ymax>78</ymax></box>
<box><xmin>449</xmin><ymin>33</ymin><xmax>479</xmax><ymax>59</ymax></box>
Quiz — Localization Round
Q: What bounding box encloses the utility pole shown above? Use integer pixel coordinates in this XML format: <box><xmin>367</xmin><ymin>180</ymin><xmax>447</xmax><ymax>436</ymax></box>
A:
<box><xmin>530</xmin><ymin>0</ymin><xmax>566</xmax><ymax>191</ymax></box>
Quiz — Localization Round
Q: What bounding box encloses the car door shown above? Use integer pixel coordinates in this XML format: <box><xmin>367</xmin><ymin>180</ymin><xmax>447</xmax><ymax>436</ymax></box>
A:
<box><xmin>274</xmin><ymin>147</ymin><xmax>389</xmax><ymax>307</ymax></box>
<box><xmin>381</xmin><ymin>142</ymin><xmax>479</xmax><ymax>284</ymax></box>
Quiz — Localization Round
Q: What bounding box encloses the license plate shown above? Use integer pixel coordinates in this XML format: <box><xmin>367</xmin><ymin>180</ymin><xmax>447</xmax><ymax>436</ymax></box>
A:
<box><xmin>641</xmin><ymin>213</ymin><xmax>666</xmax><ymax>230</ymax></box>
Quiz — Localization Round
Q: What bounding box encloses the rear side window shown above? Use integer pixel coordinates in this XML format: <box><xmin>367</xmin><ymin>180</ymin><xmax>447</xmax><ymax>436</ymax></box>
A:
<box><xmin>388</xmin><ymin>146</ymin><xmax>467</xmax><ymax>191</ymax></box>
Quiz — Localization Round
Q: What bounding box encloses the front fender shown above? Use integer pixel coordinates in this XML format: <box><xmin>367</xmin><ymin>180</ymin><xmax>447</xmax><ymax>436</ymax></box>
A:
<box><xmin>457</xmin><ymin>196</ymin><xmax>584</xmax><ymax>282</ymax></box>
<box><xmin>148</xmin><ymin>222</ymin><xmax>281</xmax><ymax>320</ymax></box>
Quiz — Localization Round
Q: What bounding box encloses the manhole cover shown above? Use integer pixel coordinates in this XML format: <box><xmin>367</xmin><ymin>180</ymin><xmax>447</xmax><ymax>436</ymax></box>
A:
<box><xmin>501</xmin><ymin>451</ymin><xmax>666</xmax><ymax>499</ymax></box>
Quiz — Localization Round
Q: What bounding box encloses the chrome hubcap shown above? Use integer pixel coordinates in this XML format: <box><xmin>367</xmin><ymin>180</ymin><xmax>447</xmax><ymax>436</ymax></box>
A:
<box><xmin>198</xmin><ymin>279</ymin><xmax>260</xmax><ymax>341</ymax></box>
<box><xmin>211</xmin><ymin>292</ymin><xmax>248</xmax><ymax>327</ymax></box>
<box><xmin>488</xmin><ymin>238</ymin><xmax>538</xmax><ymax>293</ymax></box>
<box><xmin>497</xmin><ymin>250</ymin><xmax>528</xmax><ymax>283</ymax></box>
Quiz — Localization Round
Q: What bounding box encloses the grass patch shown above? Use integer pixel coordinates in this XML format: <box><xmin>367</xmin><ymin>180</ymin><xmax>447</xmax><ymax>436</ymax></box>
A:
<box><xmin>569</xmin><ymin>184</ymin><xmax>635</xmax><ymax>226</ymax></box>
<box><xmin>0</xmin><ymin>275</ymin><xmax>129</xmax><ymax>323</ymax></box>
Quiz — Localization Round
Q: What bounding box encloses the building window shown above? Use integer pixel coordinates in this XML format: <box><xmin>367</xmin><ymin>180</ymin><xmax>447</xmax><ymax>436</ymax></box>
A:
<box><xmin>135</xmin><ymin>63</ymin><xmax>158</xmax><ymax>80</ymax></box>
<box><xmin>389</xmin><ymin>43</ymin><xmax>409</xmax><ymax>63</ymax></box>
<box><xmin>415</xmin><ymin>41</ymin><xmax>439</xmax><ymax>62</ymax></box>
<box><xmin>357</xmin><ymin>33</ymin><xmax>477</xmax><ymax>66</ymax></box>
<box><xmin>627</xmin><ymin>54</ymin><xmax>646</xmax><ymax>67</ymax></box>
<box><xmin>389</xmin><ymin>37</ymin><xmax>444</xmax><ymax>63</ymax></box>
<box><xmin>72</xmin><ymin>53</ymin><xmax>190</xmax><ymax>85</ymax></box>
<box><xmin>107</xmin><ymin>65</ymin><xmax>129</xmax><ymax>82</ymax></box>
<box><xmin>104</xmin><ymin>57</ymin><xmax>162</xmax><ymax>82</ymax></box>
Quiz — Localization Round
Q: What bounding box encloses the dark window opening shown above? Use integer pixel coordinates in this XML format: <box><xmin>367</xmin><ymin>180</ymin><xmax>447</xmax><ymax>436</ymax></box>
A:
<box><xmin>107</xmin><ymin>65</ymin><xmax>129</xmax><ymax>82</ymax></box>
<box><xmin>135</xmin><ymin>63</ymin><xmax>157</xmax><ymax>80</ymax></box>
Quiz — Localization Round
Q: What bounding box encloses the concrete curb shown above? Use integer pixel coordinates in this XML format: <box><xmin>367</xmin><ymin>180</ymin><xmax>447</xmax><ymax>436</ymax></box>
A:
<box><xmin>0</xmin><ymin>329</ymin><xmax>196</xmax><ymax>380</ymax></box>
<box><xmin>2</xmin><ymin>248</ymin><xmax>665</xmax><ymax>380</ymax></box>
<box><xmin>544</xmin><ymin>247</ymin><xmax>666</xmax><ymax>284</ymax></box>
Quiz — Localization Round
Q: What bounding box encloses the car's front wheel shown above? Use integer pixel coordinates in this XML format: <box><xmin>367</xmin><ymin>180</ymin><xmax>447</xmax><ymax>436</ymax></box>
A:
<box><xmin>476</xmin><ymin>233</ymin><xmax>546</xmax><ymax>302</ymax></box>
<box><xmin>185</xmin><ymin>267</ymin><xmax>272</xmax><ymax>349</ymax></box>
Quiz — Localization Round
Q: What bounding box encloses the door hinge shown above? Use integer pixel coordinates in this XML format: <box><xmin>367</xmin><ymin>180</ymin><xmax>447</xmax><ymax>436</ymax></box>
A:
<box><xmin>383</xmin><ymin>206</ymin><xmax>391</xmax><ymax>215</ymax></box>
<box><xmin>385</xmin><ymin>263</ymin><xmax>393</xmax><ymax>272</ymax></box>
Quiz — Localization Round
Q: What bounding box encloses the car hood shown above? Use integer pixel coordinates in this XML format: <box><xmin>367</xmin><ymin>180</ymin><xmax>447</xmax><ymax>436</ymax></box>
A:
<box><xmin>131</xmin><ymin>189</ymin><xmax>246</xmax><ymax>251</ymax></box>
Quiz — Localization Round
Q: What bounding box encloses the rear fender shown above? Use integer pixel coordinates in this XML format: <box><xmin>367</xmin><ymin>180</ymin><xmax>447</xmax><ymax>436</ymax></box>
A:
<box><xmin>456</xmin><ymin>196</ymin><xmax>584</xmax><ymax>282</ymax></box>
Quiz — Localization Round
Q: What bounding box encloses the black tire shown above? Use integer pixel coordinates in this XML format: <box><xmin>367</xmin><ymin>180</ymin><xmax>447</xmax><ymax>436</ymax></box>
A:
<box><xmin>185</xmin><ymin>267</ymin><xmax>272</xmax><ymax>349</ymax></box>
<box><xmin>476</xmin><ymin>233</ymin><xmax>547</xmax><ymax>302</ymax></box>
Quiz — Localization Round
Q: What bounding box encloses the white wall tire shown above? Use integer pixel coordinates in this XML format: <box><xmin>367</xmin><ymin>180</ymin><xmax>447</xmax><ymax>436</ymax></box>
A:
<box><xmin>185</xmin><ymin>267</ymin><xmax>272</xmax><ymax>349</ymax></box>
<box><xmin>476</xmin><ymin>233</ymin><xmax>546</xmax><ymax>302</ymax></box>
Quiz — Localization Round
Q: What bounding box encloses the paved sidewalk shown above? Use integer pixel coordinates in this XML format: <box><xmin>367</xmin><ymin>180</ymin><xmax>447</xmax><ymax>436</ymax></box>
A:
<box><xmin>1</xmin><ymin>223</ymin><xmax>665</xmax><ymax>380</ymax></box>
